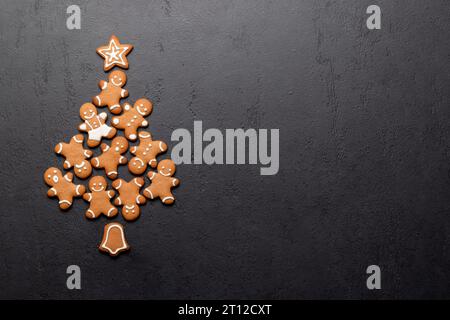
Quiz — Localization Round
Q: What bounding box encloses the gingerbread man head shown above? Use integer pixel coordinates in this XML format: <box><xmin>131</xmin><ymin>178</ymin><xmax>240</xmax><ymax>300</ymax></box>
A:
<box><xmin>111</xmin><ymin>136</ymin><xmax>129</xmax><ymax>154</ymax></box>
<box><xmin>109</xmin><ymin>70</ymin><xmax>127</xmax><ymax>87</ymax></box>
<box><xmin>157</xmin><ymin>159</ymin><xmax>176</xmax><ymax>177</ymax></box>
<box><xmin>89</xmin><ymin>176</ymin><xmax>108</xmax><ymax>192</ymax></box>
<box><xmin>79</xmin><ymin>103</ymin><xmax>98</xmax><ymax>120</ymax></box>
<box><xmin>134</xmin><ymin>98</ymin><xmax>153</xmax><ymax>117</ymax></box>
<box><xmin>44</xmin><ymin>167</ymin><xmax>64</xmax><ymax>186</ymax></box>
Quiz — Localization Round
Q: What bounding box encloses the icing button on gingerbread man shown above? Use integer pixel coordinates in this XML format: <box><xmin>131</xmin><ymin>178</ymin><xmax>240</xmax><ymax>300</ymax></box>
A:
<box><xmin>112</xmin><ymin>177</ymin><xmax>146</xmax><ymax>221</ymax></box>
<box><xmin>111</xmin><ymin>98</ymin><xmax>152</xmax><ymax>141</ymax></box>
<box><xmin>83</xmin><ymin>176</ymin><xmax>118</xmax><ymax>219</ymax></box>
<box><xmin>54</xmin><ymin>134</ymin><xmax>93</xmax><ymax>179</ymax></box>
<box><xmin>129</xmin><ymin>131</ymin><xmax>167</xmax><ymax>175</ymax></box>
<box><xmin>91</xmin><ymin>136</ymin><xmax>128</xmax><ymax>180</ymax></box>
<box><xmin>92</xmin><ymin>70</ymin><xmax>128</xmax><ymax>114</ymax></box>
<box><xmin>143</xmin><ymin>159</ymin><xmax>180</xmax><ymax>205</ymax></box>
<box><xmin>78</xmin><ymin>103</ymin><xmax>117</xmax><ymax>148</ymax></box>
<box><xmin>44</xmin><ymin>167</ymin><xmax>86</xmax><ymax>210</ymax></box>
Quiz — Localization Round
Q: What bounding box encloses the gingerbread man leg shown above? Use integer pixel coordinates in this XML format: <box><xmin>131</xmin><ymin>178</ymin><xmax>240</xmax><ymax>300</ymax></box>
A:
<box><xmin>104</xmin><ymin>204</ymin><xmax>118</xmax><ymax>218</ymax></box>
<box><xmin>104</xmin><ymin>162</ymin><xmax>120</xmax><ymax>179</ymax></box>
<box><xmin>106</xmin><ymin>127</ymin><xmax>117</xmax><ymax>139</ymax></box>
<box><xmin>143</xmin><ymin>185</ymin><xmax>159</xmax><ymax>201</ymax></box>
<box><xmin>86</xmin><ymin>205</ymin><xmax>101</xmax><ymax>219</ymax></box>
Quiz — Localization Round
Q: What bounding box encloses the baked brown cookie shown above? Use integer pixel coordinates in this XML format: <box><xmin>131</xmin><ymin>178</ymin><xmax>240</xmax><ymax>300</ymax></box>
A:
<box><xmin>78</xmin><ymin>103</ymin><xmax>116</xmax><ymax>147</ymax></box>
<box><xmin>83</xmin><ymin>176</ymin><xmax>118</xmax><ymax>219</ymax></box>
<box><xmin>96</xmin><ymin>35</ymin><xmax>133</xmax><ymax>71</ymax></box>
<box><xmin>91</xmin><ymin>136</ymin><xmax>128</xmax><ymax>179</ymax></box>
<box><xmin>92</xmin><ymin>70</ymin><xmax>128</xmax><ymax>114</ymax></box>
<box><xmin>99</xmin><ymin>222</ymin><xmax>130</xmax><ymax>256</ymax></box>
<box><xmin>112</xmin><ymin>177</ymin><xmax>146</xmax><ymax>221</ymax></box>
<box><xmin>111</xmin><ymin>98</ymin><xmax>152</xmax><ymax>141</ymax></box>
<box><xmin>143</xmin><ymin>159</ymin><xmax>179</xmax><ymax>205</ymax></box>
<box><xmin>128</xmin><ymin>131</ymin><xmax>167</xmax><ymax>175</ymax></box>
<box><xmin>44</xmin><ymin>167</ymin><xmax>85</xmax><ymax>210</ymax></box>
<box><xmin>54</xmin><ymin>134</ymin><xmax>93</xmax><ymax>179</ymax></box>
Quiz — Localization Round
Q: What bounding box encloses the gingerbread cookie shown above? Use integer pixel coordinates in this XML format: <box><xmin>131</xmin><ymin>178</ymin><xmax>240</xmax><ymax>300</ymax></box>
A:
<box><xmin>91</xmin><ymin>136</ymin><xmax>128</xmax><ymax>179</ymax></box>
<box><xmin>96</xmin><ymin>35</ymin><xmax>133</xmax><ymax>72</ymax></box>
<box><xmin>78</xmin><ymin>103</ymin><xmax>117</xmax><ymax>148</ymax></box>
<box><xmin>83</xmin><ymin>176</ymin><xmax>118</xmax><ymax>219</ymax></box>
<box><xmin>112</xmin><ymin>177</ymin><xmax>146</xmax><ymax>221</ymax></box>
<box><xmin>92</xmin><ymin>70</ymin><xmax>128</xmax><ymax>114</ymax></box>
<box><xmin>99</xmin><ymin>222</ymin><xmax>130</xmax><ymax>256</ymax></box>
<box><xmin>129</xmin><ymin>131</ymin><xmax>167</xmax><ymax>175</ymax></box>
<box><xmin>111</xmin><ymin>98</ymin><xmax>152</xmax><ymax>141</ymax></box>
<box><xmin>44</xmin><ymin>167</ymin><xmax>86</xmax><ymax>210</ymax></box>
<box><xmin>143</xmin><ymin>159</ymin><xmax>179</xmax><ymax>205</ymax></box>
<box><xmin>54</xmin><ymin>134</ymin><xmax>93</xmax><ymax>179</ymax></box>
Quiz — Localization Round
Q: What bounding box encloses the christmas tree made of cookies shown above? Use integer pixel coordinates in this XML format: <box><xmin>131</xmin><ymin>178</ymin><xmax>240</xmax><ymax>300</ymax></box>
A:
<box><xmin>44</xmin><ymin>35</ymin><xmax>180</xmax><ymax>257</ymax></box>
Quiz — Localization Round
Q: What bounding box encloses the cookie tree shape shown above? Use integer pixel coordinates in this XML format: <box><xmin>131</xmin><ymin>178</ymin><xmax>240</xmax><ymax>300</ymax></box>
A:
<box><xmin>112</xmin><ymin>177</ymin><xmax>146</xmax><ymax>221</ymax></box>
<box><xmin>99</xmin><ymin>222</ymin><xmax>130</xmax><ymax>256</ymax></box>
<box><xmin>83</xmin><ymin>176</ymin><xmax>118</xmax><ymax>219</ymax></box>
<box><xmin>93</xmin><ymin>70</ymin><xmax>128</xmax><ymax>114</ymax></box>
<box><xmin>143</xmin><ymin>159</ymin><xmax>180</xmax><ymax>205</ymax></box>
<box><xmin>96</xmin><ymin>35</ymin><xmax>133</xmax><ymax>71</ymax></box>
<box><xmin>78</xmin><ymin>103</ymin><xmax>116</xmax><ymax>147</ymax></box>
<box><xmin>129</xmin><ymin>131</ymin><xmax>168</xmax><ymax>175</ymax></box>
<box><xmin>54</xmin><ymin>134</ymin><xmax>93</xmax><ymax>179</ymax></box>
<box><xmin>91</xmin><ymin>136</ymin><xmax>128</xmax><ymax>180</ymax></box>
<box><xmin>111</xmin><ymin>98</ymin><xmax>152</xmax><ymax>141</ymax></box>
<box><xmin>44</xmin><ymin>167</ymin><xmax>85</xmax><ymax>210</ymax></box>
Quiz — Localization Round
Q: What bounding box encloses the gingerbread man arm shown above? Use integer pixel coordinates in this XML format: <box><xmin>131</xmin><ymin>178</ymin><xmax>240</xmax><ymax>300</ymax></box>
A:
<box><xmin>136</xmin><ymin>194</ymin><xmax>146</xmax><ymax>205</ymax></box>
<box><xmin>172</xmin><ymin>178</ymin><xmax>180</xmax><ymax>187</ymax></box>
<box><xmin>112</xmin><ymin>178</ymin><xmax>124</xmax><ymax>190</ymax></box>
<box><xmin>98</xmin><ymin>80</ymin><xmax>107</xmax><ymax>89</ymax></box>
<box><xmin>133</xmin><ymin>177</ymin><xmax>145</xmax><ymax>188</ymax></box>
<box><xmin>107</xmin><ymin>190</ymin><xmax>115</xmax><ymax>198</ymax></box>
<box><xmin>130</xmin><ymin>146</ymin><xmax>137</xmax><ymax>154</ymax></box>
<box><xmin>121</xmin><ymin>89</ymin><xmax>128</xmax><ymax>98</ymax></box>
<box><xmin>119</xmin><ymin>156</ymin><xmax>128</xmax><ymax>164</ymax></box>
<box><xmin>47</xmin><ymin>187</ymin><xmax>57</xmax><ymax>197</ymax></box>
<box><xmin>100</xmin><ymin>143</ymin><xmax>110</xmax><ymax>152</ymax></box>
<box><xmin>79</xmin><ymin>122</ymin><xmax>87</xmax><ymax>131</ymax></box>
<box><xmin>83</xmin><ymin>193</ymin><xmax>93</xmax><ymax>202</ymax></box>
<box><xmin>64</xmin><ymin>172</ymin><xmax>73</xmax><ymax>182</ymax></box>
<box><xmin>148</xmin><ymin>171</ymin><xmax>157</xmax><ymax>180</ymax></box>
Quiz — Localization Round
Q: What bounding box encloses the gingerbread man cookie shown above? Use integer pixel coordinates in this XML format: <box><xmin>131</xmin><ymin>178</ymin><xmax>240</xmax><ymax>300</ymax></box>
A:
<box><xmin>92</xmin><ymin>70</ymin><xmax>128</xmax><ymax>114</ymax></box>
<box><xmin>78</xmin><ymin>103</ymin><xmax>117</xmax><ymax>147</ymax></box>
<box><xmin>128</xmin><ymin>131</ymin><xmax>167</xmax><ymax>175</ymax></box>
<box><xmin>143</xmin><ymin>159</ymin><xmax>179</xmax><ymax>205</ymax></box>
<box><xmin>54</xmin><ymin>134</ymin><xmax>93</xmax><ymax>179</ymax></box>
<box><xmin>91</xmin><ymin>136</ymin><xmax>128</xmax><ymax>179</ymax></box>
<box><xmin>83</xmin><ymin>176</ymin><xmax>118</xmax><ymax>219</ymax></box>
<box><xmin>112</xmin><ymin>177</ymin><xmax>146</xmax><ymax>221</ymax></box>
<box><xmin>99</xmin><ymin>222</ymin><xmax>130</xmax><ymax>256</ymax></box>
<box><xmin>111</xmin><ymin>98</ymin><xmax>152</xmax><ymax>141</ymax></box>
<box><xmin>44</xmin><ymin>167</ymin><xmax>86</xmax><ymax>210</ymax></box>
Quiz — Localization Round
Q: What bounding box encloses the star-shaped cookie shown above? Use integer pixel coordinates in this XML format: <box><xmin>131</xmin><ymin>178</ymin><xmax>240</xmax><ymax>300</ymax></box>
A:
<box><xmin>96</xmin><ymin>35</ymin><xmax>133</xmax><ymax>71</ymax></box>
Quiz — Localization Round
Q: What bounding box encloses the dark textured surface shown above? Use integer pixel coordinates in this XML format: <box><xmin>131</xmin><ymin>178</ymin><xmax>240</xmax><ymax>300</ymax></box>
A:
<box><xmin>0</xmin><ymin>0</ymin><xmax>450</xmax><ymax>299</ymax></box>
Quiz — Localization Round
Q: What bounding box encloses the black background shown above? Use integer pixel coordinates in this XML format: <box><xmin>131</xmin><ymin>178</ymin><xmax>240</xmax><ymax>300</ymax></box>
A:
<box><xmin>1</xmin><ymin>0</ymin><xmax>450</xmax><ymax>299</ymax></box>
